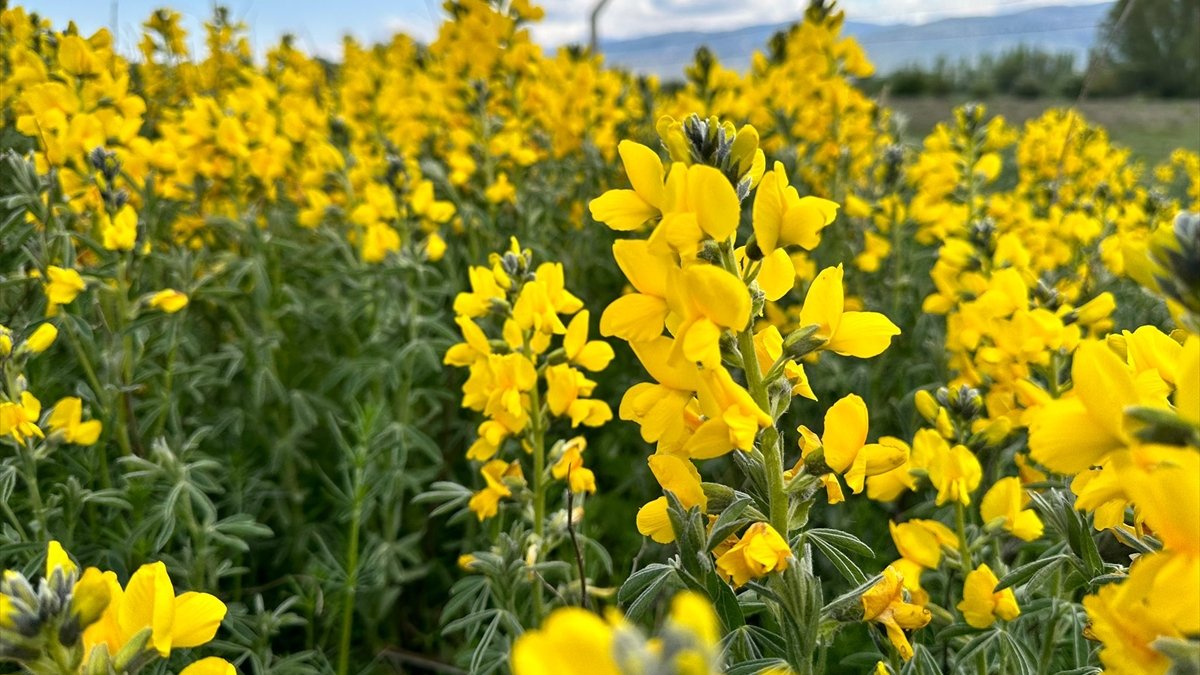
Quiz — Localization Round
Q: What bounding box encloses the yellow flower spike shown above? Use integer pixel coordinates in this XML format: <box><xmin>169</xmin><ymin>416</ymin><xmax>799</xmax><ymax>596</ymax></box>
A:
<box><xmin>752</xmin><ymin>162</ymin><xmax>839</xmax><ymax>255</ymax></box>
<box><xmin>511</xmin><ymin>607</ymin><xmax>619</xmax><ymax>675</ymax></box>
<box><xmin>588</xmin><ymin>140</ymin><xmax>665</xmax><ymax>231</ymax></box>
<box><xmin>715</xmin><ymin>522</ymin><xmax>791</xmax><ymax>587</ymax></box>
<box><xmin>563</xmin><ymin>310</ymin><xmax>614</xmax><ymax>372</ymax></box>
<box><xmin>48</xmin><ymin>397</ymin><xmax>103</xmax><ymax>445</ymax></box>
<box><xmin>928</xmin><ymin>444</ymin><xmax>982</xmax><ymax>506</ymax></box>
<box><xmin>957</xmin><ymin>564</ymin><xmax>1020</xmax><ymax>629</ymax></box>
<box><xmin>148</xmin><ymin>289</ymin><xmax>189</xmax><ymax>313</ymax></box>
<box><xmin>799</xmin><ymin>265</ymin><xmax>899</xmax><ymax>358</ymax></box>
<box><xmin>44</xmin><ymin>266</ymin><xmax>86</xmax><ymax>306</ymax></box>
<box><xmin>980</xmin><ymin>477</ymin><xmax>1044</xmax><ymax>541</ymax></box>
<box><xmin>179</xmin><ymin>658</ymin><xmax>237</xmax><ymax>675</ymax></box>
<box><xmin>47</xmin><ymin>540</ymin><xmax>78</xmax><ymax>577</ymax></box>
<box><xmin>861</xmin><ymin>566</ymin><xmax>932</xmax><ymax>661</ymax></box>
<box><xmin>25</xmin><ymin>322</ymin><xmax>59</xmax><ymax>354</ymax></box>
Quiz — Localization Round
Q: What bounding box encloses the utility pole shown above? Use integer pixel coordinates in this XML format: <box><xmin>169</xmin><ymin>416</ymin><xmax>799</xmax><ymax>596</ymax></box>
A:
<box><xmin>589</xmin><ymin>0</ymin><xmax>612</xmax><ymax>54</ymax></box>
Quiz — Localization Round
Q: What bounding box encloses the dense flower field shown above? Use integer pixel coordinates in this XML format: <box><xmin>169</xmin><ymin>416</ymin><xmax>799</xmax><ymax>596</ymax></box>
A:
<box><xmin>1</xmin><ymin>1</ymin><xmax>1197</xmax><ymax>673</ymax></box>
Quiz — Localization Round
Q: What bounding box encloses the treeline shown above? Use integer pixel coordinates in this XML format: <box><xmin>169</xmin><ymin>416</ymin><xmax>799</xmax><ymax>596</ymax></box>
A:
<box><xmin>862</xmin><ymin>0</ymin><xmax>1198</xmax><ymax>99</ymax></box>
<box><xmin>863</xmin><ymin>47</ymin><xmax>1083</xmax><ymax>99</ymax></box>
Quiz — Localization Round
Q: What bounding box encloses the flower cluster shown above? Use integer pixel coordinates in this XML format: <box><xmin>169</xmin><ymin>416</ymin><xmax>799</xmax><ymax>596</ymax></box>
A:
<box><xmin>1</xmin><ymin>541</ymin><xmax>230</xmax><ymax>675</ymax></box>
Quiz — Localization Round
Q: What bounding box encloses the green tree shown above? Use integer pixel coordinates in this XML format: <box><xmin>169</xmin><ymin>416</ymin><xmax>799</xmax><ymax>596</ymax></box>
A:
<box><xmin>1092</xmin><ymin>0</ymin><xmax>1200</xmax><ymax>97</ymax></box>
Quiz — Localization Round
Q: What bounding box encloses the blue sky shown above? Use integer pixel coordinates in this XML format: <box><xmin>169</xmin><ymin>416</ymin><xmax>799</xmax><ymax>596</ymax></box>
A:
<box><xmin>21</xmin><ymin>0</ymin><xmax>1106</xmax><ymax>58</ymax></box>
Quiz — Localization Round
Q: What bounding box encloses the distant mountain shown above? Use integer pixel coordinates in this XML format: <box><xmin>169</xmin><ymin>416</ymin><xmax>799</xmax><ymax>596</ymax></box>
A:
<box><xmin>599</xmin><ymin>2</ymin><xmax>1114</xmax><ymax>78</ymax></box>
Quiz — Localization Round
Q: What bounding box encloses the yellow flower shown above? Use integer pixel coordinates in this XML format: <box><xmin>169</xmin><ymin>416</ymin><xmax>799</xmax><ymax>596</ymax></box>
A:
<box><xmin>599</xmin><ymin>239</ymin><xmax>672</xmax><ymax>342</ymax></box>
<box><xmin>927</xmin><ymin>443</ymin><xmax>982</xmax><ymax>506</ymax></box>
<box><xmin>44</xmin><ymin>266</ymin><xmax>86</xmax><ymax>306</ymax></box>
<box><xmin>798</xmin><ymin>265</ymin><xmax>899</xmax><ymax>358</ymax></box>
<box><xmin>799</xmin><ymin>394</ymin><xmax>907</xmax><ymax>495</ymax></box>
<box><xmin>648</xmin><ymin>163</ymin><xmax>741</xmax><ymax>259</ymax></box>
<box><xmin>637</xmin><ymin>454</ymin><xmax>706</xmax><ymax>544</ymax></box>
<box><xmin>468</xmin><ymin>459</ymin><xmax>517</xmax><ymax>521</ymax></box>
<box><xmin>424</xmin><ymin>232</ymin><xmax>447</xmax><ymax>261</ymax></box>
<box><xmin>148</xmin><ymin>289</ymin><xmax>189</xmax><ymax>313</ymax></box>
<box><xmin>485</xmin><ymin>172</ymin><xmax>517</xmax><ymax>204</ymax></box>
<box><xmin>47</xmin><ymin>539</ymin><xmax>78</xmax><ymax>577</ymax></box>
<box><xmin>179</xmin><ymin>658</ymin><xmax>237</xmax><ymax>675</ymax></box>
<box><xmin>684</xmin><ymin>366</ymin><xmax>772</xmax><ymax>459</ymax></box>
<box><xmin>47</xmin><ymin>396</ymin><xmax>102</xmax><ymax>445</ymax></box>
<box><xmin>957</xmin><ymin>564</ymin><xmax>1020</xmax><ymax>628</ymax></box>
<box><xmin>25</xmin><ymin>322</ymin><xmax>58</xmax><ymax>354</ymax></box>
<box><xmin>0</xmin><ymin>391</ymin><xmax>44</xmax><ymax>445</ymax></box>
<box><xmin>889</xmin><ymin>519</ymin><xmax>957</xmax><ymax>570</ymax></box>
<box><xmin>550</xmin><ymin>437</ymin><xmax>596</xmax><ymax>494</ymax></box>
<box><xmin>1029</xmin><ymin>340</ymin><xmax>1164</xmax><ymax>475</ymax></box>
<box><xmin>100</xmin><ymin>204</ymin><xmax>138</xmax><ymax>251</ymax></box>
<box><xmin>980</xmin><ymin>477</ymin><xmax>1044</xmax><ymax>541</ymax></box>
<box><xmin>752</xmin><ymin>161</ymin><xmax>839</xmax><ymax>255</ymax></box>
<box><xmin>861</xmin><ymin>566</ymin><xmax>932</xmax><ymax>661</ymax></box>
<box><xmin>752</xmin><ymin>325</ymin><xmax>815</xmax><ymax>399</ymax></box>
<box><xmin>1083</xmin><ymin>555</ymin><xmax>1186</xmax><ymax>674</ymax></box>
<box><xmin>715</xmin><ymin>522</ymin><xmax>791</xmax><ymax>587</ymax></box>
<box><xmin>511</xmin><ymin>607</ymin><xmax>619</xmax><ymax>675</ymax></box>
<box><xmin>84</xmin><ymin>561</ymin><xmax>226</xmax><ymax>657</ymax></box>
<box><xmin>664</xmin><ymin>265</ymin><xmax>751</xmax><ymax>369</ymax></box>
<box><xmin>669</xmin><ymin>591</ymin><xmax>719</xmax><ymax>648</ymax></box>
<box><xmin>563</xmin><ymin>310</ymin><xmax>614</xmax><ymax>372</ymax></box>
<box><xmin>588</xmin><ymin>140</ymin><xmax>664</xmax><ymax>231</ymax></box>
<box><xmin>72</xmin><ymin>567</ymin><xmax>113</xmax><ymax>628</ymax></box>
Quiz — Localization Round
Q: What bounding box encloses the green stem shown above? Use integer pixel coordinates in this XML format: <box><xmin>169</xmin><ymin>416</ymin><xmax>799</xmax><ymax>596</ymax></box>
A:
<box><xmin>61</xmin><ymin>317</ymin><xmax>111</xmax><ymax>489</ymax></box>
<box><xmin>720</xmin><ymin>239</ymin><xmax>789</xmax><ymax>536</ymax></box>
<box><xmin>955</xmin><ymin>501</ymin><xmax>973</xmax><ymax>570</ymax></box>
<box><xmin>21</xmin><ymin>444</ymin><xmax>46</xmax><ymax>537</ymax></box>
<box><xmin>525</xmin><ymin>341</ymin><xmax>547</xmax><ymax>622</ymax></box>
<box><xmin>337</xmin><ymin>470</ymin><xmax>365</xmax><ymax>675</ymax></box>
<box><xmin>954</xmin><ymin>502</ymin><xmax>987</xmax><ymax>675</ymax></box>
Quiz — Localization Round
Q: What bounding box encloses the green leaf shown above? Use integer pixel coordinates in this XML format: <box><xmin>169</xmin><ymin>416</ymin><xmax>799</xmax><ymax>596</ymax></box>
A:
<box><xmin>619</xmin><ymin>563</ymin><xmax>678</xmax><ymax>623</ymax></box>
<box><xmin>996</xmin><ymin>553</ymin><xmax>1067</xmax><ymax>591</ymax></box>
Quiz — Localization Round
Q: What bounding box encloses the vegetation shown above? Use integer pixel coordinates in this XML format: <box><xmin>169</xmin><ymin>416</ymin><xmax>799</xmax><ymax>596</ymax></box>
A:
<box><xmin>1</xmin><ymin>1</ymin><xmax>1198</xmax><ymax>674</ymax></box>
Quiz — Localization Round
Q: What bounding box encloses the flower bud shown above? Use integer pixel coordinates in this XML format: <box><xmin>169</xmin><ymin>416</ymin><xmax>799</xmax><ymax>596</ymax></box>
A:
<box><xmin>23</xmin><ymin>323</ymin><xmax>58</xmax><ymax>354</ymax></box>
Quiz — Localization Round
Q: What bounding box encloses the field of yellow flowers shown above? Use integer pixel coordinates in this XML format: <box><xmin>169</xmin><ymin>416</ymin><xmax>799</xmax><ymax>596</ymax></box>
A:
<box><xmin>1</xmin><ymin>1</ymin><xmax>1198</xmax><ymax>674</ymax></box>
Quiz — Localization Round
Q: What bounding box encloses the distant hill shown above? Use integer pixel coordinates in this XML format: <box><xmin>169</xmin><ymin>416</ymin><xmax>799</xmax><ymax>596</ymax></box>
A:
<box><xmin>599</xmin><ymin>2</ymin><xmax>1113</xmax><ymax>78</ymax></box>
